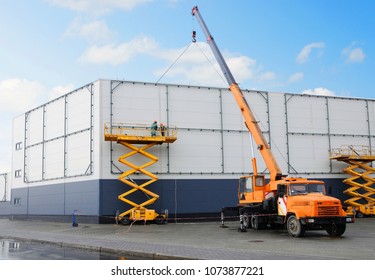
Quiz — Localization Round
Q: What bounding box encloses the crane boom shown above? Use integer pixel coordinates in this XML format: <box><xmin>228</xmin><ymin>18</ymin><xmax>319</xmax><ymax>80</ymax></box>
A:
<box><xmin>192</xmin><ymin>6</ymin><xmax>282</xmax><ymax>181</ymax></box>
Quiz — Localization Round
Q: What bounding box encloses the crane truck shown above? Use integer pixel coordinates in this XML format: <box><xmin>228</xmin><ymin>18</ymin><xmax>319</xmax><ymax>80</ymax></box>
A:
<box><xmin>192</xmin><ymin>6</ymin><xmax>354</xmax><ymax>237</ymax></box>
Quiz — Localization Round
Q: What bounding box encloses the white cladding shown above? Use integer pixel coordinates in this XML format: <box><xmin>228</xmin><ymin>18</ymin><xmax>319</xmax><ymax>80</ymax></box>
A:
<box><xmin>10</xmin><ymin>80</ymin><xmax>375</xmax><ymax>189</ymax></box>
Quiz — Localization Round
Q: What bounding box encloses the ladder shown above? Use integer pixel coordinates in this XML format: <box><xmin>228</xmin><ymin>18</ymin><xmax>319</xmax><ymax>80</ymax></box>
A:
<box><xmin>330</xmin><ymin>145</ymin><xmax>375</xmax><ymax>217</ymax></box>
<box><xmin>104</xmin><ymin>123</ymin><xmax>177</xmax><ymax>224</ymax></box>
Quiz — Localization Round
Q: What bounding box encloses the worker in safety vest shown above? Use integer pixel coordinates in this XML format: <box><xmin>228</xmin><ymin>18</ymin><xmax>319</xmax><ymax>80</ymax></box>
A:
<box><xmin>160</xmin><ymin>123</ymin><xmax>166</xmax><ymax>136</ymax></box>
<box><xmin>151</xmin><ymin>121</ymin><xmax>158</xmax><ymax>136</ymax></box>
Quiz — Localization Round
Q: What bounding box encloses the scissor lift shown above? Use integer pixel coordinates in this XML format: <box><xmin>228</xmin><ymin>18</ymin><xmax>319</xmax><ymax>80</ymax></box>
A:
<box><xmin>330</xmin><ymin>145</ymin><xmax>375</xmax><ymax>217</ymax></box>
<box><xmin>104</xmin><ymin>123</ymin><xmax>177</xmax><ymax>224</ymax></box>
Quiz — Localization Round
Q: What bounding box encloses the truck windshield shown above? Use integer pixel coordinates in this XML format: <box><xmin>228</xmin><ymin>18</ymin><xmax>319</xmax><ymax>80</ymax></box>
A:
<box><xmin>289</xmin><ymin>184</ymin><xmax>325</xmax><ymax>196</ymax></box>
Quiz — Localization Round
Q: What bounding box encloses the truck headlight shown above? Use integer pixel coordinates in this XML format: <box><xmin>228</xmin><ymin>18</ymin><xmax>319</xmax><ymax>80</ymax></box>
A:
<box><xmin>306</xmin><ymin>218</ymin><xmax>315</xmax><ymax>223</ymax></box>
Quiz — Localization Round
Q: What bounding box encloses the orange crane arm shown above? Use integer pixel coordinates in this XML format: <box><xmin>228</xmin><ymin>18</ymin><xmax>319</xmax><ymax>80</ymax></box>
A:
<box><xmin>192</xmin><ymin>6</ymin><xmax>282</xmax><ymax>181</ymax></box>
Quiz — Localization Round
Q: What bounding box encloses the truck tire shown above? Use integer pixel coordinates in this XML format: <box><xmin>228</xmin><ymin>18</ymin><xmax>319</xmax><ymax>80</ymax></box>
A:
<box><xmin>287</xmin><ymin>215</ymin><xmax>305</xmax><ymax>237</ymax></box>
<box><xmin>251</xmin><ymin>215</ymin><xmax>267</xmax><ymax>230</ymax></box>
<box><xmin>120</xmin><ymin>216</ymin><xmax>131</xmax><ymax>225</ymax></box>
<box><xmin>326</xmin><ymin>223</ymin><xmax>346</xmax><ymax>236</ymax></box>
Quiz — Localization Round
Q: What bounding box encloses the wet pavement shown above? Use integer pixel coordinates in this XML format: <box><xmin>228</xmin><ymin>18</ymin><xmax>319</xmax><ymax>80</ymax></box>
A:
<box><xmin>0</xmin><ymin>238</ymin><xmax>140</xmax><ymax>260</ymax></box>
<box><xmin>0</xmin><ymin>218</ymin><xmax>374</xmax><ymax>260</ymax></box>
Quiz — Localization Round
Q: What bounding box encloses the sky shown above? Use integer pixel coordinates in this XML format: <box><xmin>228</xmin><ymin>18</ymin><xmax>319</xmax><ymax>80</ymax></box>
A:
<box><xmin>0</xmin><ymin>0</ymin><xmax>374</xmax><ymax>172</ymax></box>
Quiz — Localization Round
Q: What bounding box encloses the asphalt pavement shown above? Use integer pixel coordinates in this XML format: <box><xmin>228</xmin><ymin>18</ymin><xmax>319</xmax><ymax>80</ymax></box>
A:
<box><xmin>0</xmin><ymin>217</ymin><xmax>374</xmax><ymax>260</ymax></box>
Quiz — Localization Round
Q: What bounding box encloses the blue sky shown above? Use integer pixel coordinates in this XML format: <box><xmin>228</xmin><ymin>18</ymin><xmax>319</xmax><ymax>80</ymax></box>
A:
<box><xmin>0</xmin><ymin>0</ymin><xmax>374</xmax><ymax>171</ymax></box>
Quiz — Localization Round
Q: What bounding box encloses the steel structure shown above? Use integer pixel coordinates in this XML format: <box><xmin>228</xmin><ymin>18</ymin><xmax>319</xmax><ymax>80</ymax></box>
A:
<box><xmin>104</xmin><ymin>123</ymin><xmax>177</xmax><ymax>224</ymax></box>
<box><xmin>330</xmin><ymin>145</ymin><xmax>375</xmax><ymax>217</ymax></box>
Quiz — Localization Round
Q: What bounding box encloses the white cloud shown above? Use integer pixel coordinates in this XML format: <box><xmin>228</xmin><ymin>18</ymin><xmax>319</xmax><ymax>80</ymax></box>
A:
<box><xmin>63</xmin><ymin>18</ymin><xmax>115</xmax><ymax>43</ymax></box>
<box><xmin>342</xmin><ymin>45</ymin><xmax>365</xmax><ymax>63</ymax></box>
<box><xmin>288</xmin><ymin>72</ymin><xmax>304</xmax><ymax>83</ymax></box>
<box><xmin>79</xmin><ymin>36</ymin><xmax>159</xmax><ymax>65</ymax></box>
<box><xmin>48</xmin><ymin>0</ymin><xmax>153</xmax><ymax>16</ymax></box>
<box><xmin>0</xmin><ymin>78</ymin><xmax>46</xmax><ymax>113</ymax></box>
<box><xmin>49</xmin><ymin>83</ymin><xmax>75</xmax><ymax>100</ymax></box>
<box><xmin>302</xmin><ymin>87</ymin><xmax>335</xmax><ymax>96</ymax></box>
<box><xmin>154</xmin><ymin>42</ymin><xmax>274</xmax><ymax>87</ymax></box>
<box><xmin>296</xmin><ymin>42</ymin><xmax>325</xmax><ymax>64</ymax></box>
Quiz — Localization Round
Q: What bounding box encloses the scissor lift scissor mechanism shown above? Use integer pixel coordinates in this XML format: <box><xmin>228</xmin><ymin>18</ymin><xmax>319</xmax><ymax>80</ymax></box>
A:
<box><xmin>330</xmin><ymin>145</ymin><xmax>375</xmax><ymax>217</ymax></box>
<box><xmin>104</xmin><ymin>123</ymin><xmax>177</xmax><ymax>224</ymax></box>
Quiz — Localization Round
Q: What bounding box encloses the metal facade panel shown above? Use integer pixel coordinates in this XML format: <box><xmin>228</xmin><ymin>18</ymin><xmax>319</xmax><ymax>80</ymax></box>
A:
<box><xmin>168</xmin><ymin>86</ymin><xmax>221</xmax><ymax>130</ymax></box>
<box><xmin>26</xmin><ymin>107</ymin><xmax>43</xmax><ymax>146</ymax></box>
<box><xmin>0</xmin><ymin>173</ymin><xmax>8</xmax><ymax>201</ymax></box>
<box><xmin>66</xmin><ymin>87</ymin><xmax>92</xmax><ymax>134</ymax></box>
<box><xmin>44</xmin><ymin>98</ymin><xmax>65</xmax><ymax>140</ymax></box>
<box><xmin>25</xmin><ymin>145</ymin><xmax>43</xmax><ymax>182</ymax></box>
<box><xmin>65</xmin><ymin>130</ymin><xmax>91</xmax><ymax>177</ymax></box>
<box><xmin>44</xmin><ymin>138</ymin><xmax>64</xmax><ymax>180</ymax></box>
<box><xmin>329</xmin><ymin>98</ymin><xmax>369</xmax><ymax>135</ymax></box>
<box><xmin>169</xmin><ymin>130</ymin><xmax>222</xmax><ymax>173</ymax></box>
<box><xmin>222</xmin><ymin>132</ymin><xmax>254</xmax><ymax>173</ymax></box>
<box><xmin>286</xmin><ymin>95</ymin><xmax>328</xmax><ymax>134</ymax></box>
<box><xmin>111</xmin><ymin>82</ymin><xmax>168</xmax><ymax>124</ymax></box>
<box><xmin>288</xmin><ymin>134</ymin><xmax>330</xmax><ymax>173</ymax></box>
<box><xmin>368</xmin><ymin>100</ymin><xmax>375</xmax><ymax>136</ymax></box>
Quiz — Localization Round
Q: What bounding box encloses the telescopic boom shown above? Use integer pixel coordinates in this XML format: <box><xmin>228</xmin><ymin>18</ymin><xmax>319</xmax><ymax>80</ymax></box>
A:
<box><xmin>192</xmin><ymin>6</ymin><xmax>282</xmax><ymax>181</ymax></box>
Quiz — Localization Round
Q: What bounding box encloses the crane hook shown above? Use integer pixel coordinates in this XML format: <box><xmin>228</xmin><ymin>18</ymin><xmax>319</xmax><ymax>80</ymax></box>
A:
<box><xmin>192</xmin><ymin>30</ymin><xmax>196</xmax><ymax>43</ymax></box>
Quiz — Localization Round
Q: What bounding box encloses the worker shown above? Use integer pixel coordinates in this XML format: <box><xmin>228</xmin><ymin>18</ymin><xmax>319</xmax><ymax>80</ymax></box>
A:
<box><xmin>151</xmin><ymin>121</ymin><xmax>158</xmax><ymax>136</ymax></box>
<box><xmin>160</xmin><ymin>123</ymin><xmax>166</xmax><ymax>136</ymax></box>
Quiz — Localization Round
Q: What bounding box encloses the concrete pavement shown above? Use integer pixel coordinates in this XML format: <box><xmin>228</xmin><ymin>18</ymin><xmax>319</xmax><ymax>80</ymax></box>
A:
<box><xmin>0</xmin><ymin>217</ymin><xmax>374</xmax><ymax>259</ymax></box>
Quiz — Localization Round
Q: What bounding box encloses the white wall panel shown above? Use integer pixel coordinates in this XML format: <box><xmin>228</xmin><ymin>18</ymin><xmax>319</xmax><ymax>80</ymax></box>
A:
<box><xmin>329</xmin><ymin>98</ymin><xmax>369</xmax><ymax>135</ymax></box>
<box><xmin>287</xmin><ymin>95</ymin><xmax>328</xmax><ymax>134</ymax></box>
<box><xmin>44</xmin><ymin>98</ymin><xmax>65</xmax><ymax>140</ymax></box>
<box><xmin>26</xmin><ymin>107</ymin><xmax>43</xmax><ymax>145</ymax></box>
<box><xmin>368</xmin><ymin>100</ymin><xmax>375</xmax><ymax>135</ymax></box>
<box><xmin>112</xmin><ymin>82</ymin><xmax>168</xmax><ymax>125</ymax></box>
<box><xmin>0</xmin><ymin>173</ymin><xmax>8</xmax><ymax>201</ymax></box>
<box><xmin>223</xmin><ymin>132</ymin><xmax>252</xmax><ymax>173</ymax></box>
<box><xmin>25</xmin><ymin>145</ymin><xmax>43</xmax><ymax>182</ymax></box>
<box><xmin>168</xmin><ymin>86</ymin><xmax>221</xmax><ymax>130</ymax></box>
<box><xmin>288</xmin><ymin>135</ymin><xmax>330</xmax><ymax>173</ymax></box>
<box><xmin>66</xmin><ymin>88</ymin><xmax>91</xmax><ymax>134</ymax></box>
<box><xmin>44</xmin><ymin>138</ymin><xmax>64</xmax><ymax>179</ymax></box>
<box><xmin>169</xmin><ymin>130</ymin><xmax>222</xmax><ymax>173</ymax></box>
<box><xmin>66</xmin><ymin>130</ymin><xmax>91</xmax><ymax>177</ymax></box>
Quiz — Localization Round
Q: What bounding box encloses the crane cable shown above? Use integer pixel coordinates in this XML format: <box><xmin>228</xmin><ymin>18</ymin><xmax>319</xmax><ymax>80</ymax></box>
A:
<box><xmin>155</xmin><ymin>42</ymin><xmax>193</xmax><ymax>85</ymax></box>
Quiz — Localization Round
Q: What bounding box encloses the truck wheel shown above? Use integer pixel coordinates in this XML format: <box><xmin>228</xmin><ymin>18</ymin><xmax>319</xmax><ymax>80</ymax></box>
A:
<box><xmin>155</xmin><ymin>215</ymin><xmax>166</xmax><ymax>225</ymax></box>
<box><xmin>243</xmin><ymin>213</ymin><xmax>251</xmax><ymax>229</ymax></box>
<box><xmin>355</xmin><ymin>211</ymin><xmax>364</xmax><ymax>218</ymax></box>
<box><xmin>120</xmin><ymin>216</ymin><xmax>131</xmax><ymax>225</ymax></box>
<box><xmin>251</xmin><ymin>215</ymin><xmax>266</xmax><ymax>230</ymax></box>
<box><xmin>326</xmin><ymin>223</ymin><xmax>346</xmax><ymax>236</ymax></box>
<box><xmin>287</xmin><ymin>215</ymin><xmax>305</xmax><ymax>237</ymax></box>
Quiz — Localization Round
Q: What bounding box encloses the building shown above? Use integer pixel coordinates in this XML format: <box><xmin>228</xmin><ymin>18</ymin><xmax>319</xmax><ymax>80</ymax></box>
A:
<box><xmin>0</xmin><ymin>79</ymin><xmax>374</xmax><ymax>223</ymax></box>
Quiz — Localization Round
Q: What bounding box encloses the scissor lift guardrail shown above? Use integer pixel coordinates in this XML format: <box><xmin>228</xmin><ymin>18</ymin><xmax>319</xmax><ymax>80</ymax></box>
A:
<box><xmin>330</xmin><ymin>145</ymin><xmax>375</xmax><ymax>217</ymax></box>
<box><xmin>104</xmin><ymin>123</ymin><xmax>177</xmax><ymax>224</ymax></box>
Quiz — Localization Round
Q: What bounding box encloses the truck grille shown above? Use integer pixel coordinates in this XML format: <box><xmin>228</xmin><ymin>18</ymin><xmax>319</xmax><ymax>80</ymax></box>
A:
<box><xmin>318</xmin><ymin>206</ymin><xmax>339</xmax><ymax>216</ymax></box>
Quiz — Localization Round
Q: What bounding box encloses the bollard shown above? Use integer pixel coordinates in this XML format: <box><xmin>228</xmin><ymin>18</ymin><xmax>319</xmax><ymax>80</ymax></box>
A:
<box><xmin>72</xmin><ymin>210</ymin><xmax>78</xmax><ymax>227</ymax></box>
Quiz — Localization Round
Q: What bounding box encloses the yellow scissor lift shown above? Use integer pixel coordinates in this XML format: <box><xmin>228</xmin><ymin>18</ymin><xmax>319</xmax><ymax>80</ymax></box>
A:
<box><xmin>330</xmin><ymin>145</ymin><xmax>375</xmax><ymax>217</ymax></box>
<box><xmin>104</xmin><ymin>123</ymin><xmax>177</xmax><ymax>225</ymax></box>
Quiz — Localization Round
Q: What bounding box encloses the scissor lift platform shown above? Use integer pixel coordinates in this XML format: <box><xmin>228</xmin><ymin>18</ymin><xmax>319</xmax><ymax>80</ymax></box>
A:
<box><xmin>330</xmin><ymin>145</ymin><xmax>375</xmax><ymax>217</ymax></box>
<box><xmin>104</xmin><ymin>123</ymin><xmax>177</xmax><ymax>224</ymax></box>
